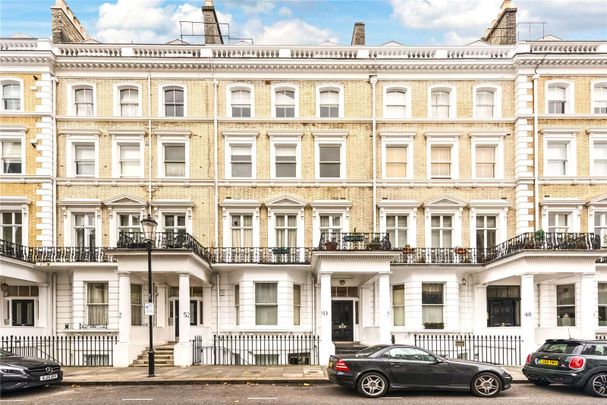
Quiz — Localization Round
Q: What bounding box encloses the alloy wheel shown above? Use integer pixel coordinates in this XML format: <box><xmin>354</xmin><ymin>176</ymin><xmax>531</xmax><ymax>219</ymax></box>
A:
<box><xmin>473</xmin><ymin>374</ymin><xmax>500</xmax><ymax>396</ymax></box>
<box><xmin>360</xmin><ymin>374</ymin><xmax>385</xmax><ymax>397</ymax></box>
<box><xmin>592</xmin><ymin>374</ymin><xmax>607</xmax><ymax>396</ymax></box>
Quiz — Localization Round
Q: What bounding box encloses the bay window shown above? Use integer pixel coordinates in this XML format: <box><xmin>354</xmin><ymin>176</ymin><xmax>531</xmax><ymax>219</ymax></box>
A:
<box><xmin>131</xmin><ymin>284</ymin><xmax>143</xmax><ymax>326</ymax></box>
<box><xmin>392</xmin><ymin>285</ymin><xmax>405</xmax><ymax>326</ymax></box>
<box><xmin>293</xmin><ymin>284</ymin><xmax>301</xmax><ymax>326</ymax></box>
<box><xmin>255</xmin><ymin>283</ymin><xmax>278</xmax><ymax>325</ymax></box>
<box><xmin>87</xmin><ymin>282</ymin><xmax>108</xmax><ymax>327</ymax></box>
<box><xmin>422</xmin><ymin>283</ymin><xmax>444</xmax><ymax>326</ymax></box>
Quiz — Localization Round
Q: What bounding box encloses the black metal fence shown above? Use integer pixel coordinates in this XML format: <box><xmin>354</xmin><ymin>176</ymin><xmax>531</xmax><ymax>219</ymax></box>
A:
<box><xmin>415</xmin><ymin>334</ymin><xmax>522</xmax><ymax>365</ymax></box>
<box><xmin>193</xmin><ymin>334</ymin><xmax>320</xmax><ymax>365</ymax></box>
<box><xmin>1</xmin><ymin>335</ymin><xmax>118</xmax><ymax>366</ymax></box>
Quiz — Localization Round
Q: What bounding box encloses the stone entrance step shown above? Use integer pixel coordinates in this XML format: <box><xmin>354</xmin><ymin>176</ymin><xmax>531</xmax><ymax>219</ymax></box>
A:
<box><xmin>130</xmin><ymin>343</ymin><xmax>176</xmax><ymax>367</ymax></box>
<box><xmin>334</xmin><ymin>341</ymin><xmax>368</xmax><ymax>356</ymax></box>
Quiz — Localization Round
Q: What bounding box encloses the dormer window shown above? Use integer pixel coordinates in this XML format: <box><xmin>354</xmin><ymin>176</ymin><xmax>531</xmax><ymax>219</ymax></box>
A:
<box><xmin>1</xmin><ymin>80</ymin><xmax>21</xmax><ymax>111</ymax></box>
<box><xmin>74</xmin><ymin>86</ymin><xmax>94</xmax><ymax>116</ymax></box>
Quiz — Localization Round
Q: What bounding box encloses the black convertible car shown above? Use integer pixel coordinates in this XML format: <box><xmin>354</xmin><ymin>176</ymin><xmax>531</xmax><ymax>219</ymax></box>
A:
<box><xmin>0</xmin><ymin>349</ymin><xmax>63</xmax><ymax>392</ymax></box>
<box><xmin>327</xmin><ymin>344</ymin><xmax>512</xmax><ymax>398</ymax></box>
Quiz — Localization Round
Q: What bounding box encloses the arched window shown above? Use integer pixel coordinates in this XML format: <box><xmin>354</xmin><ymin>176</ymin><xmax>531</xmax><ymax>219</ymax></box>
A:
<box><xmin>385</xmin><ymin>88</ymin><xmax>408</xmax><ymax>118</ymax></box>
<box><xmin>1</xmin><ymin>80</ymin><xmax>21</xmax><ymax>111</ymax></box>
<box><xmin>73</xmin><ymin>85</ymin><xmax>94</xmax><ymax>116</ymax></box>
<box><xmin>430</xmin><ymin>88</ymin><xmax>452</xmax><ymax>118</ymax></box>
<box><xmin>475</xmin><ymin>88</ymin><xmax>495</xmax><ymax>118</ymax></box>
<box><xmin>547</xmin><ymin>83</ymin><xmax>568</xmax><ymax>114</ymax></box>
<box><xmin>274</xmin><ymin>88</ymin><xmax>295</xmax><ymax>118</ymax></box>
<box><xmin>119</xmin><ymin>87</ymin><xmax>139</xmax><ymax>117</ymax></box>
<box><xmin>319</xmin><ymin>89</ymin><xmax>340</xmax><ymax>118</ymax></box>
<box><xmin>592</xmin><ymin>82</ymin><xmax>607</xmax><ymax>114</ymax></box>
<box><xmin>230</xmin><ymin>87</ymin><xmax>252</xmax><ymax>118</ymax></box>
<box><xmin>163</xmin><ymin>87</ymin><xmax>184</xmax><ymax>117</ymax></box>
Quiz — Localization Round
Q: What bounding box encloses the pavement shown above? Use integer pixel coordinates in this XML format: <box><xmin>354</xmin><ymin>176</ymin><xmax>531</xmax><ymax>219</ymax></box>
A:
<box><xmin>61</xmin><ymin>365</ymin><xmax>526</xmax><ymax>385</ymax></box>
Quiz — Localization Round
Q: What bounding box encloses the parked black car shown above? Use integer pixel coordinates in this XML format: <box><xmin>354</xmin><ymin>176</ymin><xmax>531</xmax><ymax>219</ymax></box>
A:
<box><xmin>327</xmin><ymin>344</ymin><xmax>512</xmax><ymax>398</ymax></box>
<box><xmin>0</xmin><ymin>349</ymin><xmax>63</xmax><ymax>392</ymax></box>
<box><xmin>523</xmin><ymin>339</ymin><xmax>607</xmax><ymax>397</ymax></box>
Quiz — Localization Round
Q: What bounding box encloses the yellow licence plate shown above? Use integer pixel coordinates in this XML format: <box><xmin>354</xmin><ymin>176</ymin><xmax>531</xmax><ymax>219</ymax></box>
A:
<box><xmin>328</xmin><ymin>361</ymin><xmax>334</xmax><ymax>368</ymax></box>
<box><xmin>538</xmin><ymin>359</ymin><xmax>559</xmax><ymax>366</ymax></box>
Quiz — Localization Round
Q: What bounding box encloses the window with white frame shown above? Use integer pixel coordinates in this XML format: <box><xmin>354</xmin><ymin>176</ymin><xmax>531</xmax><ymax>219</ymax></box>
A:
<box><xmin>163</xmin><ymin>87</ymin><xmax>184</xmax><ymax>117</ymax></box>
<box><xmin>475</xmin><ymin>145</ymin><xmax>497</xmax><ymax>178</ymax></box>
<box><xmin>231</xmin><ymin>214</ymin><xmax>253</xmax><ymax>247</ymax></box>
<box><xmin>318</xmin><ymin>88</ymin><xmax>340</xmax><ymax>118</ymax></box>
<box><xmin>384</xmin><ymin>88</ymin><xmax>408</xmax><ymax>118</ymax></box>
<box><xmin>430</xmin><ymin>145</ymin><xmax>452</xmax><ymax>179</ymax></box>
<box><xmin>73</xmin><ymin>143</ymin><xmax>96</xmax><ymax>177</ymax></box>
<box><xmin>544</xmin><ymin>136</ymin><xmax>576</xmax><ymax>177</ymax></box>
<box><xmin>320</xmin><ymin>214</ymin><xmax>341</xmax><ymax>239</ymax></box>
<box><xmin>422</xmin><ymin>283</ymin><xmax>444</xmax><ymax>326</ymax></box>
<box><xmin>592</xmin><ymin>139</ymin><xmax>607</xmax><ymax>176</ymax></box>
<box><xmin>318</xmin><ymin>144</ymin><xmax>341</xmax><ymax>178</ymax></box>
<box><xmin>1</xmin><ymin>211</ymin><xmax>22</xmax><ymax>244</ymax></box>
<box><xmin>189</xmin><ymin>287</ymin><xmax>203</xmax><ymax>326</ymax></box>
<box><xmin>593</xmin><ymin>82</ymin><xmax>607</xmax><ymax>114</ymax></box>
<box><xmin>386</xmin><ymin>215</ymin><xmax>408</xmax><ymax>248</ymax></box>
<box><xmin>87</xmin><ymin>282</ymin><xmax>108</xmax><ymax>326</ymax></box>
<box><xmin>293</xmin><ymin>284</ymin><xmax>301</xmax><ymax>326</ymax></box>
<box><xmin>117</xmin><ymin>143</ymin><xmax>141</xmax><ymax>177</ymax></box>
<box><xmin>117</xmin><ymin>213</ymin><xmax>140</xmax><ymax>239</ymax></box>
<box><xmin>475</xmin><ymin>88</ymin><xmax>496</xmax><ymax>118</ymax></box>
<box><xmin>547</xmin><ymin>82</ymin><xmax>572</xmax><ymax>114</ymax></box>
<box><xmin>556</xmin><ymin>284</ymin><xmax>575</xmax><ymax>326</ymax></box>
<box><xmin>162</xmin><ymin>143</ymin><xmax>186</xmax><ymax>177</ymax></box>
<box><xmin>0</xmin><ymin>137</ymin><xmax>22</xmax><ymax>174</ymax></box>
<box><xmin>475</xmin><ymin>215</ymin><xmax>497</xmax><ymax>250</ymax></box>
<box><xmin>431</xmin><ymin>215</ymin><xmax>452</xmax><ymax>248</ymax></box>
<box><xmin>230</xmin><ymin>144</ymin><xmax>253</xmax><ymax>178</ymax></box>
<box><xmin>430</xmin><ymin>88</ymin><xmax>452</xmax><ymax>118</ymax></box>
<box><xmin>274</xmin><ymin>88</ymin><xmax>296</xmax><ymax>118</ymax></box>
<box><xmin>385</xmin><ymin>145</ymin><xmax>408</xmax><ymax>178</ymax></box>
<box><xmin>275</xmin><ymin>214</ymin><xmax>297</xmax><ymax>248</ymax></box>
<box><xmin>274</xmin><ymin>144</ymin><xmax>297</xmax><ymax>178</ymax></box>
<box><xmin>230</xmin><ymin>87</ymin><xmax>252</xmax><ymax>118</ymax></box>
<box><xmin>234</xmin><ymin>284</ymin><xmax>240</xmax><ymax>325</ymax></box>
<box><xmin>1</xmin><ymin>80</ymin><xmax>21</xmax><ymax>111</ymax></box>
<box><xmin>74</xmin><ymin>213</ymin><xmax>96</xmax><ymax>247</ymax></box>
<box><xmin>131</xmin><ymin>284</ymin><xmax>143</xmax><ymax>326</ymax></box>
<box><xmin>595</xmin><ymin>212</ymin><xmax>607</xmax><ymax>247</ymax></box>
<box><xmin>548</xmin><ymin>212</ymin><xmax>571</xmax><ymax>233</ymax></box>
<box><xmin>6</xmin><ymin>285</ymin><xmax>38</xmax><ymax>326</ymax></box>
<box><xmin>163</xmin><ymin>213</ymin><xmax>186</xmax><ymax>235</ymax></box>
<box><xmin>119</xmin><ymin>87</ymin><xmax>139</xmax><ymax>117</ymax></box>
<box><xmin>73</xmin><ymin>85</ymin><xmax>94</xmax><ymax>116</ymax></box>
<box><xmin>392</xmin><ymin>285</ymin><xmax>405</xmax><ymax>326</ymax></box>
<box><xmin>255</xmin><ymin>283</ymin><xmax>278</xmax><ymax>325</ymax></box>
<box><xmin>599</xmin><ymin>283</ymin><xmax>607</xmax><ymax>327</ymax></box>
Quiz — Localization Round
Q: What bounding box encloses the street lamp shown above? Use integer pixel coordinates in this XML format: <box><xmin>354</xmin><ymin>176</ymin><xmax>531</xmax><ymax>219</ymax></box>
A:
<box><xmin>140</xmin><ymin>214</ymin><xmax>157</xmax><ymax>377</ymax></box>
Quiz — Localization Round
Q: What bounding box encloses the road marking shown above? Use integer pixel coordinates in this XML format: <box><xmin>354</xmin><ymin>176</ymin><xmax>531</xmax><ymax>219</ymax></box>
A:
<box><xmin>0</xmin><ymin>400</ymin><xmax>28</xmax><ymax>403</ymax></box>
<box><xmin>247</xmin><ymin>397</ymin><xmax>277</xmax><ymax>400</ymax></box>
<box><xmin>122</xmin><ymin>399</ymin><xmax>153</xmax><ymax>402</ymax></box>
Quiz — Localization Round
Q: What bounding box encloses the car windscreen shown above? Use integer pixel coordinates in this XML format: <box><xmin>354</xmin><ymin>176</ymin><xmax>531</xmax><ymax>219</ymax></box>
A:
<box><xmin>0</xmin><ymin>349</ymin><xmax>14</xmax><ymax>357</ymax></box>
<box><xmin>355</xmin><ymin>345</ymin><xmax>388</xmax><ymax>357</ymax></box>
<box><xmin>537</xmin><ymin>342</ymin><xmax>583</xmax><ymax>355</ymax></box>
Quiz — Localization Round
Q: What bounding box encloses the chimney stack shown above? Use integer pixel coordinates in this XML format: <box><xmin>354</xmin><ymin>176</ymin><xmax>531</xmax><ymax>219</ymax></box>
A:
<box><xmin>202</xmin><ymin>0</ymin><xmax>224</xmax><ymax>45</ymax></box>
<box><xmin>51</xmin><ymin>0</ymin><xmax>89</xmax><ymax>43</ymax></box>
<box><xmin>482</xmin><ymin>0</ymin><xmax>517</xmax><ymax>45</ymax></box>
<box><xmin>351</xmin><ymin>22</ymin><xmax>365</xmax><ymax>46</ymax></box>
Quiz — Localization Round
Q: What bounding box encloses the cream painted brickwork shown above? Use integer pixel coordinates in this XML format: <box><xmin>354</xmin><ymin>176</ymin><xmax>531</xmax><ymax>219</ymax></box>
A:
<box><xmin>538</xmin><ymin>76</ymin><xmax>607</xmax><ymax>115</ymax></box>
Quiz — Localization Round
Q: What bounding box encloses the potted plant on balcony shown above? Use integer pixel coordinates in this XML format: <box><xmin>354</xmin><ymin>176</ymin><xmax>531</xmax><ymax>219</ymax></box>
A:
<box><xmin>367</xmin><ymin>236</ymin><xmax>382</xmax><ymax>250</ymax></box>
<box><xmin>324</xmin><ymin>239</ymin><xmax>338</xmax><ymax>251</ymax></box>
<box><xmin>423</xmin><ymin>322</ymin><xmax>445</xmax><ymax>330</ymax></box>
<box><xmin>454</xmin><ymin>246</ymin><xmax>467</xmax><ymax>255</ymax></box>
<box><xmin>402</xmin><ymin>244</ymin><xmax>414</xmax><ymax>254</ymax></box>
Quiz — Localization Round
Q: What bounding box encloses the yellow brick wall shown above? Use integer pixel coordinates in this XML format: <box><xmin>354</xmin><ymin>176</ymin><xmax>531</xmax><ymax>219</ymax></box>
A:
<box><xmin>537</xmin><ymin>76</ymin><xmax>607</xmax><ymax>114</ymax></box>
<box><xmin>0</xmin><ymin>183</ymin><xmax>41</xmax><ymax>246</ymax></box>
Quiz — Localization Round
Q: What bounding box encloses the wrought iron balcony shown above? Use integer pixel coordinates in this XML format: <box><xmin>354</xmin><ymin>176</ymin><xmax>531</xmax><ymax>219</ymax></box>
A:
<box><xmin>116</xmin><ymin>232</ymin><xmax>211</xmax><ymax>262</ymax></box>
<box><xmin>0</xmin><ymin>239</ymin><xmax>115</xmax><ymax>263</ymax></box>
<box><xmin>393</xmin><ymin>247</ymin><xmax>484</xmax><ymax>264</ymax></box>
<box><xmin>212</xmin><ymin>247</ymin><xmax>312</xmax><ymax>264</ymax></box>
<box><xmin>317</xmin><ymin>232</ymin><xmax>392</xmax><ymax>251</ymax></box>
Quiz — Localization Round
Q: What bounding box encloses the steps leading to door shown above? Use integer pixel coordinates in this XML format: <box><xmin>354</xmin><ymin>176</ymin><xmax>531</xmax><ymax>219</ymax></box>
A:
<box><xmin>334</xmin><ymin>341</ymin><xmax>368</xmax><ymax>356</ymax></box>
<box><xmin>130</xmin><ymin>343</ymin><xmax>176</xmax><ymax>367</ymax></box>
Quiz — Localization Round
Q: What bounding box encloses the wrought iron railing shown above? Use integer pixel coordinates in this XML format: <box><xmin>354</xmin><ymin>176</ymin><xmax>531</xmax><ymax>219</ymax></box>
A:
<box><xmin>212</xmin><ymin>247</ymin><xmax>312</xmax><ymax>264</ymax></box>
<box><xmin>393</xmin><ymin>247</ymin><xmax>484</xmax><ymax>264</ymax></box>
<box><xmin>192</xmin><ymin>334</ymin><xmax>320</xmax><ymax>366</ymax></box>
<box><xmin>1</xmin><ymin>335</ymin><xmax>118</xmax><ymax>367</ymax></box>
<box><xmin>117</xmin><ymin>231</ymin><xmax>212</xmax><ymax>262</ymax></box>
<box><xmin>318</xmin><ymin>232</ymin><xmax>391</xmax><ymax>251</ymax></box>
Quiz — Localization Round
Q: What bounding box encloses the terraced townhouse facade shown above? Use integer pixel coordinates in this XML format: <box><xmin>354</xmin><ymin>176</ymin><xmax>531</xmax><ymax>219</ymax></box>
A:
<box><xmin>1</xmin><ymin>0</ymin><xmax>606</xmax><ymax>367</ymax></box>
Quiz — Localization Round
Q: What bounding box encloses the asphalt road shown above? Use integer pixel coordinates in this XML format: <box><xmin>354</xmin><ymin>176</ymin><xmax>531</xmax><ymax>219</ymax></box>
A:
<box><xmin>0</xmin><ymin>383</ymin><xmax>603</xmax><ymax>405</ymax></box>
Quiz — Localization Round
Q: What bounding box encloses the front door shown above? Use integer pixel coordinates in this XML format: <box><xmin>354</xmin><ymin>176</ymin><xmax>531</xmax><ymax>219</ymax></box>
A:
<box><xmin>488</xmin><ymin>299</ymin><xmax>518</xmax><ymax>327</ymax></box>
<box><xmin>169</xmin><ymin>299</ymin><xmax>179</xmax><ymax>340</ymax></box>
<box><xmin>332</xmin><ymin>301</ymin><xmax>354</xmax><ymax>341</ymax></box>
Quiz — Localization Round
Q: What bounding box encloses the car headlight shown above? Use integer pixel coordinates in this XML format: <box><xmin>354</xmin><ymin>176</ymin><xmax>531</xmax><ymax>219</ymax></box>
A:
<box><xmin>0</xmin><ymin>366</ymin><xmax>26</xmax><ymax>375</ymax></box>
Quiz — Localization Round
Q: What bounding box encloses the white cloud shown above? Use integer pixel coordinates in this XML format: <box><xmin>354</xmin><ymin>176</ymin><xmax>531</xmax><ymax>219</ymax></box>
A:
<box><xmin>95</xmin><ymin>0</ymin><xmax>233</xmax><ymax>43</ymax></box>
<box><xmin>240</xmin><ymin>0</ymin><xmax>276</xmax><ymax>15</ymax></box>
<box><xmin>278</xmin><ymin>6</ymin><xmax>293</xmax><ymax>17</ymax></box>
<box><xmin>443</xmin><ymin>31</ymin><xmax>482</xmax><ymax>45</ymax></box>
<box><xmin>249</xmin><ymin>19</ymin><xmax>337</xmax><ymax>45</ymax></box>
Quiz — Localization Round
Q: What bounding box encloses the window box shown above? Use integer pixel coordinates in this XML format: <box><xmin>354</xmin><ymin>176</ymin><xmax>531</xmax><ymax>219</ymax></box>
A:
<box><xmin>423</xmin><ymin>322</ymin><xmax>444</xmax><ymax>330</ymax></box>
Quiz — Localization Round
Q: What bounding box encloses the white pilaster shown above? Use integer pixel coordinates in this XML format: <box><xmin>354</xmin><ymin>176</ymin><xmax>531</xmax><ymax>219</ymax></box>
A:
<box><xmin>377</xmin><ymin>274</ymin><xmax>391</xmax><ymax>344</ymax></box>
<box><xmin>174</xmin><ymin>273</ymin><xmax>192</xmax><ymax>367</ymax></box>
<box><xmin>473</xmin><ymin>284</ymin><xmax>488</xmax><ymax>331</ymax></box>
<box><xmin>579</xmin><ymin>273</ymin><xmax>597</xmax><ymax>339</ymax></box>
<box><xmin>38</xmin><ymin>283</ymin><xmax>49</xmax><ymax>329</ymax></box>
<box><xmin>156</xmin><ymin>284</ymin><xmax>167</xmax><ymax>328</ymax></box>
<box><xmin>520</xmin><ymin>274</ymin><xmax>537</xmax><ymax>363</ymax></box>
<box><xmin>445</xmin><ymin>281</ymin><xmax>460</xmax><ymax>330</ymax></box>
<box><xmin>404</xmin><ymin>281</ymin><xmax>422</xmax><ymax>329</ymax></box>
<box><xmin>114</xmin><ymin>272</ymin><xmax>133</xmax><ymax>368</ymax></box>
<box><xmin>318</xmin><ymin>273</ymin><xmax>334</xmax><ymax>365</ymax></box>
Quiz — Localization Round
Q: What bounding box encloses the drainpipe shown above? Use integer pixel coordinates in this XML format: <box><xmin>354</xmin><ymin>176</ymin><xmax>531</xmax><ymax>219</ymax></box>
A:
<box><xmin>532</xmin><ymin>73</ymin><xmax>540</xmax><ymax>230</ymax></box>
<box><xmin>369</xmin><ymin>75</ymin><xmax>378</xmax><ymax>233</ymax></box>
<box><xmin>51</xmin><ymin>75</ymin><xmax>58</xmax><ymax>247</ymax></box>
<box><xmin>215</xmin><ymin>273</ymin><xmax>220</xmax><ymax>335</ymax></box>
<box><xmin>213</xmin><ymin>78</ymin><xmax>219</xmax><ymax>246</ymax></box>
<box><xmin>147</xmin><ymin>73</ymin><xmax>153</xmax><ymax>211</ymax></box>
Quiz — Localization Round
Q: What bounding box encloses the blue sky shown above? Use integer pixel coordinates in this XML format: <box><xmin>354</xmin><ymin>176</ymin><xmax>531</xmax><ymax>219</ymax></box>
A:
<box><xmin>1</xmin><ymin>1</ymin><xmax>606</xmax><ymax>46</ymax></box>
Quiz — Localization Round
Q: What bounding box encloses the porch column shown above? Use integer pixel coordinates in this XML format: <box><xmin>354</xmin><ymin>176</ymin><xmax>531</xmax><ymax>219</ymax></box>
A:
<box><xmin>174</xmin><ymin>273</ymin><xmax>192</xmax><ymax>366</ymax></box>
<box><xmin>114</xmin><ymin>271</ymin><xmax>132</xmax><ymax>368</ymax></box>
<box><xmin>473</xmin><ymin>284</ymin><xmax>488</xmax><ymax>331</ymax></box>
<box><xmin>520</xmin><ymin>274</ymin><xmax>537</xmax><ymax>363</ymax></box>
<box><xmin>377</xmin><ymin>274</ymin><xmax>391</xmax><ymax>344</ymax></box>
<box><xmin>155</xmin><ymin>284</ymin><xmax>167</xmax><ymax>328</ymax></box>
<box><xmin>319</xmin><ymin>273</ymin><xmax>334</xmax><ymax>365</ymax></box>
<box><xmin>579</xmin><ymin>273</ymin><xmax>597</xmax><ymax>339</ymax></box>
<box><xmin>444</xmin><ymin>281</ymin><xmax>460</xmax><ymax>331</ymax></box>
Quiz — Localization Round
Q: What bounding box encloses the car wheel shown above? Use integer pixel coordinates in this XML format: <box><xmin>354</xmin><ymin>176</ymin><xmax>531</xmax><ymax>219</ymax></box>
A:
<box><xmin>471</xmin><ymin>372</ymin><xmax>502</xmax><ymax>398</ymax></box>
<box><xmin>357</xmin><ymin>372</ymin><xmax>388</xmax><ymax>398</ymax></box>
<box><xmin>585</xmin><ymin>372</ymin><xmax>607</xmax><ymax>397</ymax></box>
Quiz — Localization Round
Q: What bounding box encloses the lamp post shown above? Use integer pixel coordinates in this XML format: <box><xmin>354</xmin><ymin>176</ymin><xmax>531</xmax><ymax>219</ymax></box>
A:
<box><xmin>140</xmin><ymin>214</ymin><xmax>157</xmax><ymax>377</ymax></box>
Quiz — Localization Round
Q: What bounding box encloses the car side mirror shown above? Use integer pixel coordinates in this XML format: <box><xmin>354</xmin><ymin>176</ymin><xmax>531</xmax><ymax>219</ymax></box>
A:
<box><xmin>432</xmin><ymin>357</ymin><xmax>444</xmax><ymax>364</ymax></box>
